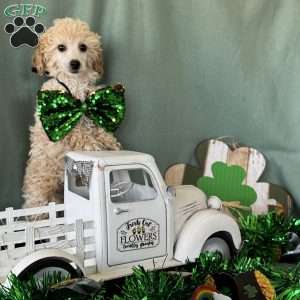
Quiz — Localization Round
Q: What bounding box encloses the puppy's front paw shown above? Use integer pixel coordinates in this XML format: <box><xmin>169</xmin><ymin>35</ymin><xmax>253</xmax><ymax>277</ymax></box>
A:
<box><xmin>112</xmin><ymin>83</ymin><xmax>125</xmax><ymax>94</ymax></box>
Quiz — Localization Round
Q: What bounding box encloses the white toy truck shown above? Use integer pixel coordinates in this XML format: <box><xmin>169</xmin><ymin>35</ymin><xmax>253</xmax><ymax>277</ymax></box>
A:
<box><xmin>0</xmin><ymin>151</ymin><xmax>241</xmax><ymax>283</ymax></box>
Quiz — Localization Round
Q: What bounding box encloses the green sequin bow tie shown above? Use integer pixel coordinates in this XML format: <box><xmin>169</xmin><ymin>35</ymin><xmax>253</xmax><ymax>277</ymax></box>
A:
<box><xmin>37</xmin><ymin>84</ymin><xmax>125</xmax><ymax>142</ymax></box>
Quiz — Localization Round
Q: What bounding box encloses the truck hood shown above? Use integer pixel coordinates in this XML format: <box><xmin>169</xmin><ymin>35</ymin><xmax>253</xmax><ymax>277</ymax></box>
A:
<box><xmin>173</xmin><ymin>185</ymin><xmax>207</xmax><ymax>238</ymax></box>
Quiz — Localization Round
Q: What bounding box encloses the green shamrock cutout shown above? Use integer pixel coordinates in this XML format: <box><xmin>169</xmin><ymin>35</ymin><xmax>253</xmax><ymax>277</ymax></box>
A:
<box><xmin>197</xmin><ymin>161</ymin><xmax>257</xmax><ymax>206</ymax></box>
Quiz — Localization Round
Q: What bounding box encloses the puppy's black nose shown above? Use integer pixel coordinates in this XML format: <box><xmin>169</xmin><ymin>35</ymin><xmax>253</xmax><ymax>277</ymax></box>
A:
<box><xmin>70</xmin><ymin>59</ymin><xmax>81</xmax><ymax>71</ymax></box>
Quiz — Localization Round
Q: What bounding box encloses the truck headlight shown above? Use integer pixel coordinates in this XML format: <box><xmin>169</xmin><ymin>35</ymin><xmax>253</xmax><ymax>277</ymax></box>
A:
<box><xmin>207</xmin><ymin>196</ymin><xmax>223</xmax><ymax>210</ymax></box>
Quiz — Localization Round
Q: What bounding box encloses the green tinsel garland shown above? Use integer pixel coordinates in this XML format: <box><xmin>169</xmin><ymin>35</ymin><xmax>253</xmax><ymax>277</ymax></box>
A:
<box><xmin>0</xmin><ymin>274</ymin><xmax>106</xmax><ymax>300</ymax></box>
<box><xmin>0</xmin><ymin>272</ymin><xmax>68</xmax><ymax>300</ymax></box>
<box><xmin>113</xmin><ymin>266</ymin><xmax>190</xmax><ymax>300</ymax></box>
<box><xmin>236</xmin><ymin>211</ymin><xmax>300</xmax><ymax>261</ymax></box>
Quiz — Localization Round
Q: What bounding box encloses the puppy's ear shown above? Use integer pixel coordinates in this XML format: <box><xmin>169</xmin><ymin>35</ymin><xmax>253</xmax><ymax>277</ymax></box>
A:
<box><xmin>93</xmin><ymin>47</ymin><xmax>104</xmax><ymax>78</ymax></box>
<box><xmin>32</xmin><ymin>42</ymin><xmax>46</xmax><ymax>76</ymax></box>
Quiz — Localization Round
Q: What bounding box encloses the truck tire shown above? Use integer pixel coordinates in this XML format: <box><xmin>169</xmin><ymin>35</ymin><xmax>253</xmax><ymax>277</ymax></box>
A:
<box><xmin>17</xmin><ymin>258</ymin><xmax>84</xmax><ymax>281</ymax></box>
<box><xmin>201</xmin><ymin>237</ymin><xmax>231</xmax><ymax>259</ymax></box>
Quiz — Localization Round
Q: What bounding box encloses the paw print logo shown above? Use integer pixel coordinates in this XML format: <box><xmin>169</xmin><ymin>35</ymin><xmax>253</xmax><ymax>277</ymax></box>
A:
<box><xmin>4</xmin><ymin>16</ymin><xmax>45</xmax><ymax>48</ymax></box>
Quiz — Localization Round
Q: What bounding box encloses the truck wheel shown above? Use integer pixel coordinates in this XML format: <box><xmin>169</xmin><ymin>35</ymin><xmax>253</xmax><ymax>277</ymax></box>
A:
<box><xmin>17</xmin><ymin>258</ymin><xmax>84</xmax><ymax>281</ymax></box>
<box><xmin>202</xmin><ymin>237</ymin><xmax>231</xmax><ymax>259</ymax></box>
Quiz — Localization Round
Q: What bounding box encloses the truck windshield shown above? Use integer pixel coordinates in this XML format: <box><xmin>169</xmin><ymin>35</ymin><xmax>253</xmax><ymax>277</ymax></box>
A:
<box><xmin>110</xmin><ymin>168</ymin><xmax>157</xmax><ymax>203</ymax></box>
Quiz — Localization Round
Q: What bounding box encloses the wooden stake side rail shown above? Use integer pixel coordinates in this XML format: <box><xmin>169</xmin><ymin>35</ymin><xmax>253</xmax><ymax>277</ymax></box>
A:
<box><xmin>0</xmin><ymin>202</ymin><xmax>96</xmax><ymax>279</ymax></box>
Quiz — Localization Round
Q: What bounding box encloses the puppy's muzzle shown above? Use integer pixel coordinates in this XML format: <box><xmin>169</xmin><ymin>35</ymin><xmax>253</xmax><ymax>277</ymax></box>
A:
<box><xmin>70</xmin><ymin>59</ymin><xmax>81</xmax><ymax>73</ymax></box>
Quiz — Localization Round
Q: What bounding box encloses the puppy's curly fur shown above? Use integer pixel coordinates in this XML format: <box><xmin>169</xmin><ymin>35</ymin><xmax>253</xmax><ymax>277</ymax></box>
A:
<box><xmin>23</xmin><ymin>18</ymin><xmax>121</xmax><ymax>208</ymax></box>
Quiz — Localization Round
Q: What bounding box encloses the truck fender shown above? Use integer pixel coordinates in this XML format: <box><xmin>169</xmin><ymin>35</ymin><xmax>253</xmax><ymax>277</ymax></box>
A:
<box><xmin>6</xmin><ymin>249</ymin><xmax>85</xmax><ymax>286</ymax></box>
<box><xmin>174</xmin><ymin>209</ymin><xmax>241</xmax><ymax>262</ymax></box>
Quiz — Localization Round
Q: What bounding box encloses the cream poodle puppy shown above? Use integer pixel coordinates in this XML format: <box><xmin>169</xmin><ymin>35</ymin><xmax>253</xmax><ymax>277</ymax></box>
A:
<box><xmin>23</xmin><ymin>18</ymin><xmax>121</xmax><ymax>208</ymax></box>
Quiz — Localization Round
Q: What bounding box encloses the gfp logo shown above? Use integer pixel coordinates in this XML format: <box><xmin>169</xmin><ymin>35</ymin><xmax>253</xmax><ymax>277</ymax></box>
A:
<box><xmin>117</xmin><ymin>218</ymin><xmax>160</xmax><ymax>252</ymax></box>
<box><xmin>3</xmin><ymin>3</ymin><xmax>46</xmax><ymax>48</ymax></box>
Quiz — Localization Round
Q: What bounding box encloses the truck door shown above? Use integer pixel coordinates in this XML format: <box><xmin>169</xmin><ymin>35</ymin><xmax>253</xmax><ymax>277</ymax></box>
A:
<box><xmin>105</xmin><ymin>165</ymin><xmax>167</xmax><ymax>266</ymax></box>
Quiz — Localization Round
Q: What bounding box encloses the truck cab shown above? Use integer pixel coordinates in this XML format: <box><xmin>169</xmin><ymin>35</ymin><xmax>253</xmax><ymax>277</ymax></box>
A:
<box><xmin>64</xmin><ymin>150</ymin><xmax>241</xmax><ymax>279</ymax></box>
<box><xmin>65</xmin><ymin>151</ymin><xmax>173</xmax><ymax>269</ymax></box>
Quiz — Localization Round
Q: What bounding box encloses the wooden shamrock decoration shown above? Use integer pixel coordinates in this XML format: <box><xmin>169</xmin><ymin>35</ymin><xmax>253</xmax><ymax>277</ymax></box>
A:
<box><xmin>165</xmin><ymin>139</ymin><xmax>293</xmax><ymax>215</ymax></box>
<box><xmin>198</xmin><ymin>162</ymin><xmax>257</xmax><ymax>207</ymax></box>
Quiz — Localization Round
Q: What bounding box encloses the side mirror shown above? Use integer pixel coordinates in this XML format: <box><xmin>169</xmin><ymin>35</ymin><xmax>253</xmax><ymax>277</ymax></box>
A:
<box><xmin>166</xmin><ymin>186</ymin><xmax>176</xmax><ymax>198</ymax></box>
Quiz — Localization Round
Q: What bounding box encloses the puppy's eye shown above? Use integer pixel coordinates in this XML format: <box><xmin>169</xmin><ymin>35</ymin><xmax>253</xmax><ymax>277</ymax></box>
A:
<box><xmin>79</xmin><ymin>43</ymin><xmax>87</xmax><ymax>52</ymax></box>
<box><xmin>58</xmin><ymin>44</ymin><xmax>66</xmax><ymax>52</ymax></box>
